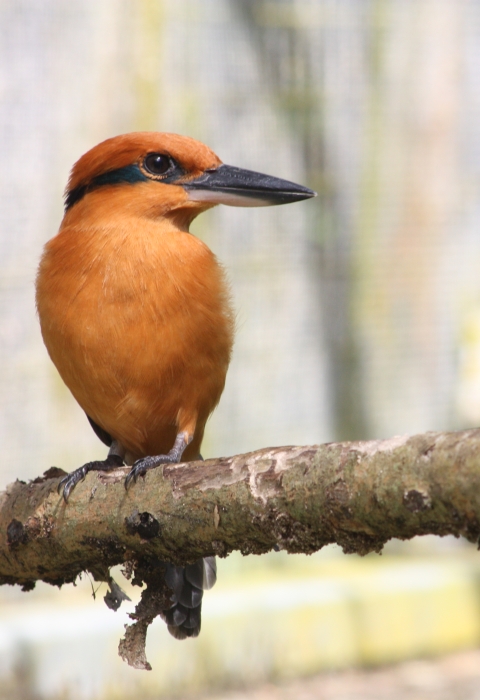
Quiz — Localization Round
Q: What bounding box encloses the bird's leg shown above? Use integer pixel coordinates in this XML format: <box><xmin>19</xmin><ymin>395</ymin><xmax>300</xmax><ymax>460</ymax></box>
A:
<box><xmin>125</xmin><ymin>431</ymin><xmax>192</xmax><ymax>490</ymax></box>
<box><xmin>58</xmin><ymin>440</ymin><xmax>126</xmax><ymax>502</ymax></box>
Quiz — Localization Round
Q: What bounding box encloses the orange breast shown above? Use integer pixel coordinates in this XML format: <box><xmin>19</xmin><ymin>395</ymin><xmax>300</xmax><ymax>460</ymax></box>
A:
<box><xmin>36</xmin><ymin>216</ymin><xmax>234</xmax><ymax>460</ymax></box>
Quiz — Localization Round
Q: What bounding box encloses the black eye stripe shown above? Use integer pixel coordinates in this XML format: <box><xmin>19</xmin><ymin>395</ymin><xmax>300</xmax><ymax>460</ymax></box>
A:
<box><xmin>65</xmin><ymin>164</ymin><xmax>148</xmax><ymax>210</ymax></box>
<box><xmin>64</xmin><ymin>157</ymin><xmax>187</xmax><ymax>211</ymax></box>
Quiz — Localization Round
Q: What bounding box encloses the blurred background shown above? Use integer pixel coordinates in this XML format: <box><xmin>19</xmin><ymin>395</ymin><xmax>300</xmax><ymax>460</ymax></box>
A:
<box><xmin>2</xmin><ymin>0</ymin><xmax>480</xmax><ymax>698</ymax></box>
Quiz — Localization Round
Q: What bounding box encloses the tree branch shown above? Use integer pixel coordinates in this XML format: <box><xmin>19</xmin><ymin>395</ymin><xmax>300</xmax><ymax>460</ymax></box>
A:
<box><xmin>2</xmin><ymin>427</ymin><xmax>480</xmax><ymax>668</ymax></box>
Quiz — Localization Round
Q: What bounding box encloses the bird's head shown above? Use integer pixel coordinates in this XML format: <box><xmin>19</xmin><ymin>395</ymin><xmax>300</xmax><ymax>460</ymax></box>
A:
<box><xmin>64</xmin><ymin>132</ymin><xmax>316</xmax><ymax>228</ymax></box>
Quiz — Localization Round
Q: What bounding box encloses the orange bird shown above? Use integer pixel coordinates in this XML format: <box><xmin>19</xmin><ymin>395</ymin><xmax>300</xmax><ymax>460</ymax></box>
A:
<box><xmin>36</xmin><ymin>132</ymin><xmax>315</xmax><ymax>638</ymax></box>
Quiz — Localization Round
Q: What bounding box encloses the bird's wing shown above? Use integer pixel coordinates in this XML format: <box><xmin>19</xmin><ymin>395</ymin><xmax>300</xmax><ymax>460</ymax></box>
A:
<box><xmin>86</xmin><ymin>414</ymin><xmax>113</xmax><ymax>447</ymax></box>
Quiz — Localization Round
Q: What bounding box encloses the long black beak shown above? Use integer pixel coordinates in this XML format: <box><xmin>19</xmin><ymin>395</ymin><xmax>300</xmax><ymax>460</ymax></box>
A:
<box><xmin>184</xmin><ymin>164</ymin><xmax>316</xmax><ymax>207</ymax></box>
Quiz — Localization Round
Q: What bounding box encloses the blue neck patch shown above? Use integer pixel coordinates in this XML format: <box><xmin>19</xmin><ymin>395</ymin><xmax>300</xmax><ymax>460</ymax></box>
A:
<box><xmin>65</xmin><ymin>164</ymin><xmax>149</xmax><ymax>210</ymax></box>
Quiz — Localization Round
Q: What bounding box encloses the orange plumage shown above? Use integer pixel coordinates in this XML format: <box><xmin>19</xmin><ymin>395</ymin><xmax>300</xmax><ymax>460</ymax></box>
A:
<box><xmin>35</xmin><ymin>132</ymin><xmax>315</xmax><ymax>639</ymax></box>
<box><xmin>37</xmin><ymin>136</ymin><xmax>232</xmax><ymax>464</ymax></box>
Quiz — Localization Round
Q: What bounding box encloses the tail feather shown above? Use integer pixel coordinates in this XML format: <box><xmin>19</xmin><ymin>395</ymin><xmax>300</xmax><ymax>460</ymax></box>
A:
<box><xmin>162</xmin><ymin>557</ymin><xmax>216</xmax><ymax>639</ymax></box>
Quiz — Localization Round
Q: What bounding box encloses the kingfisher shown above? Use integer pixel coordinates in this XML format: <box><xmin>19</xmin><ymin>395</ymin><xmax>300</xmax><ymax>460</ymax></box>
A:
<box><xmin>36</xmin><ymin>132</ymin><xmax>316</xmax><ymax>639</ymax></box>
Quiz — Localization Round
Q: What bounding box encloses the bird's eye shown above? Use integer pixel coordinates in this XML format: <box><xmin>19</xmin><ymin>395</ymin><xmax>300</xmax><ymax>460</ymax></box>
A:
<box><xmin>144</xmin><ymin>153</ymin><xmax>173</xmax><ymax>176</ymax></box>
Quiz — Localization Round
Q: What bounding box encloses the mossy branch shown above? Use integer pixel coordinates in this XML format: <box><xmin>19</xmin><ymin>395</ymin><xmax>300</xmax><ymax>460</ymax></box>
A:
<box><xmin>1</xmin><ymin>427</ymin><xmax>480</xmax><ymax>668</ymax></box>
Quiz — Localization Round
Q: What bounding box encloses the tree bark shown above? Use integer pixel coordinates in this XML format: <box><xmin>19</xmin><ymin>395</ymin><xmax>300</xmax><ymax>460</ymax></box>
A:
<box><xmin>2</xmin><ymin>427</ymin><xmax>480</xmax><ymax>668</ymax></box>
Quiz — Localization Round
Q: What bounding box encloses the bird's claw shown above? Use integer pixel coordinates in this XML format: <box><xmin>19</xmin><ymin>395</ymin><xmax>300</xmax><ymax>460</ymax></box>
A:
<box><xmin>58</xmin><ymin>465</ymin><xmax>88</xmax><ymax>501</ymax></box>
<box><xmin>125</xmin><ymin>454</ymin><xmax>176</xmax><ymax>490</ymax></box>
<box><xmin>124</xmin><ymin>460</ymin><xmax>146</xmax><ymax>488</ymax></box>
<box><xmin>58</xmin><ymin>455</ymin><xmax>124</xmax><ymax>502</ymax></box>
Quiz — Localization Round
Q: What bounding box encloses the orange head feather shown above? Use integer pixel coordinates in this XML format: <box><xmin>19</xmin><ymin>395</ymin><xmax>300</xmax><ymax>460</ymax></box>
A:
<box><xmin>67</xmin><ymin>132</ymin><xmax>222</xmax><ymax>199</ymax></box>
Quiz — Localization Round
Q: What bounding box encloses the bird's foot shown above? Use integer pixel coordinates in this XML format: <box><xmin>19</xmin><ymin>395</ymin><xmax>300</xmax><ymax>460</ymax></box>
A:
<box><xmin>124</xmin><ymin>454</ymin><xmax>177</xmax><ymax>489</ymax></box>
<box><xmin>125</xmin><ymin>432</ymin><xmax>189</xmax><ymax>490</ymax></box>
<box><xmin>58</xmin><ymin>454</ymin><xmax>124</xmax><ymax>502</ymax></box>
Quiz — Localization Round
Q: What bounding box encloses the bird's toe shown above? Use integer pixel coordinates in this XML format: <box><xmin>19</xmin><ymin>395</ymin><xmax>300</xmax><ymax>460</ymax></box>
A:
<box><xmin>58</xmin><ymin>454</ymin><xmax>124</xmax><ymax>502</ymax></box>
<box><xmin>58</xmin><ymin>465</ymin><xmax>88</xmax><ymax>501</ymax></box>
<box><xmin>125</xmin><ymin>454</ymin><xmax>176</xmax><ymax>490</ymax></box>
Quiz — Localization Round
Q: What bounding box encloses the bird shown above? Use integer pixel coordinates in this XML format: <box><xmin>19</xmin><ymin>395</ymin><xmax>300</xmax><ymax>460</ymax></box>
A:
<box><xmin>36</xmin><ymin>132</ymin><xmax>316</xmax><ymax>639</ymax></box>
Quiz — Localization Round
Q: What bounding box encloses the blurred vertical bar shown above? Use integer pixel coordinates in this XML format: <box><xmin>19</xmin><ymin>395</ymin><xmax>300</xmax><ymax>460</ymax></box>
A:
<box><xmin>130</xmin><ymin>0</ymin><xmax>164</xmax><ymax>130</ymax></box>
<box><xmin>234</xmin><ymin>0</ymin><xmax>370</xmax><ymax>439</ymax></box>
<box><xmin>355</xmin><ymin>0</ymin><xmax>463</xmax><ymax>437</ymax></box>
